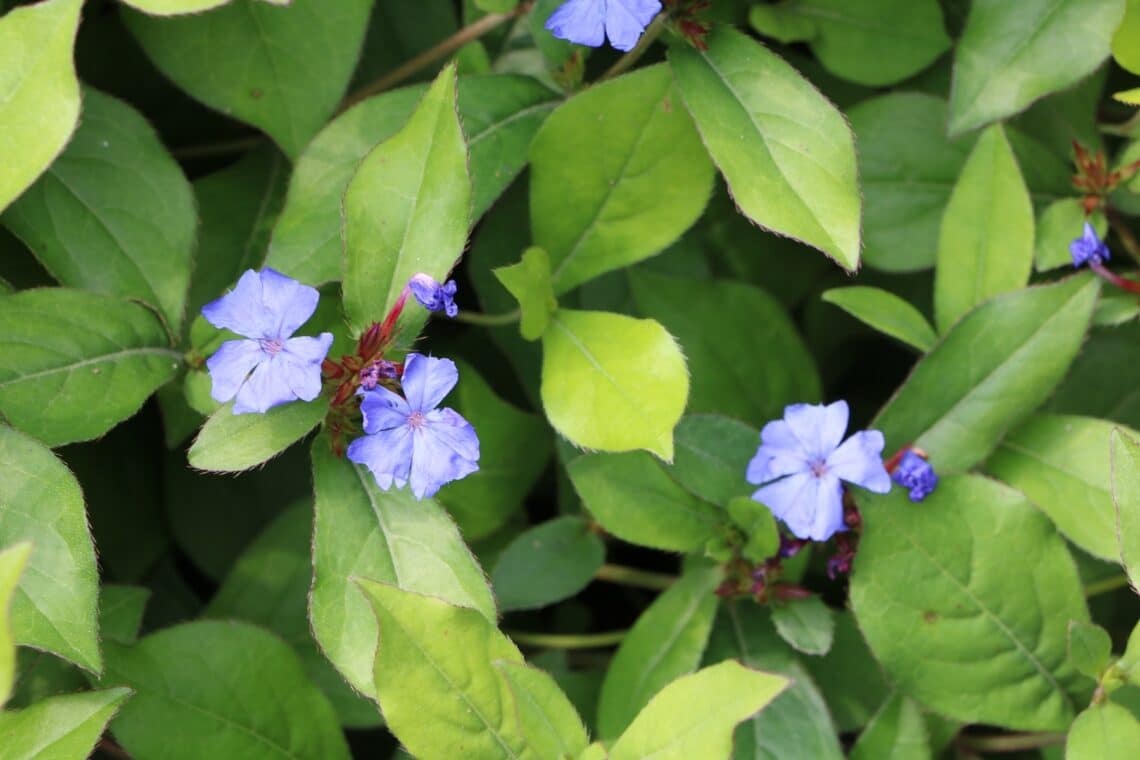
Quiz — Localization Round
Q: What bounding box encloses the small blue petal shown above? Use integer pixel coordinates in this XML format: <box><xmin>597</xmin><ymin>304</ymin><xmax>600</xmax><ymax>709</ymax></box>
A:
<box><xmin>545</xmin><ymin>0</ymin><xmax>606</xmax><ymax>48</ymax></box>
<box><xmin>401</xmin><ymin>353</ymin><xmax>458</xmax><ymax>411</ymax></box>
<box><xmin>752</xmin><ymin>471</ymin><xmax>845</xmax><ymax>542</ymax></box>
<box><xmin>233</xmin><ymin>356</ymin><xmax>304</xmax><ymax>414</ymax></box>
<box><xmin>892</xmin><ymin>450</ymin><xmax>938</xmax><ymax>502</ymax></box>
<box><xmin>202</xmin><ymin>268</ymin><xmax>319</xmax><ymax>341</ymax></box>
<box><xmin>347</xmin><ymin>425</ymin><xmax>413</xmax><ymax>491</ymax></box>
<box><xmin>206</xmin><ymin>339</ymin><xmax>263</xmax><ymax>404</ymax></box>
<box><xmin>1070</xmin><ymin>222</ymin><xmax>1110</xmax><ymax>268</ymax></box>
<box><xmin>359</xmin><ymin>386</ymin><xmax>412</xmax><ymax>434</ymax></box>
<box><xmin>783</xmin><ymin>400</ymin><xmax>849</xmax><ymax>462</ymax></box>
<box><xmin>409</xmin><ymin>409</ymin><xmax>480</xmax><ymax>499</ymax></box>
<box><xmin>827</xmin><ymin>430</ymin><xmax>891</xmax><ymax>494</ymax></box>
<box><xmin>605</xmin><ymin>0</ymin><xmax>662</xmax><ymax>51</ymax></box>
<box><xmin>408</xmin><ymin>273</ymin><xmax>459</xmax><ymax>317</ymax></box>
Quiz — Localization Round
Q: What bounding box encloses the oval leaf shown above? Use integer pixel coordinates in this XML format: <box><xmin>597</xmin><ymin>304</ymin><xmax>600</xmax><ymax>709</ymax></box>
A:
<box><xmin>670</xmin><ymin>414</ymin><xmax>761</xmax><ymax>507</ymax></box>
<box><xmin>822</xmin><ymin>286</ymin><xmax>937</xmax><ymax>352</ymax></box>
<box><xmin>770</xmin><ymin>595</ymin><xmax>835</xmax><ymax>656</ymax></box>
<box><xmin>491</xmin><ymin>516</ymin><xmax>605</xmax><ymax>612</ymax></box>
<box><xmin>188</xmin><ymin>398</ymin><xmax>326</xmax><ymax>473</ymax></box>
<box><xmin>1066</xmin><ymin>702</ymin><xmax>1140</xmax><ymax>760</ymax></box>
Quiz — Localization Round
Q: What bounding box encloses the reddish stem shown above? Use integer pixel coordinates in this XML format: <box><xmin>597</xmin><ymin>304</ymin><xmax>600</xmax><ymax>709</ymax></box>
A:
<box><xmin>1090</xmin><ymin>261</ymin><xmax>1140</xmax><ymax>295</ymax></box>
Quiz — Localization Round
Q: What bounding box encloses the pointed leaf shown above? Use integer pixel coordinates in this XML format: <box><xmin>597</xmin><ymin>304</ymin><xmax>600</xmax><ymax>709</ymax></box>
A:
<box><xmin>188</xmin><ymin>398</ymin><xmax>327</xmax><ymax>473</ymax></box>
<box><xmin>0</xmin><ymin>687</ymin><xmax>131</xmax><ymax>760</ymax></box>
<box><xmin>493</xmin><ymin>247</ymin><xmax>557</xmax><ymax>341</ymax></box>
<box><xmin>770</xmin><ymin>596</ymin><xmax>835</xmax><ymax>656</ymax></box>
<box><xmin>670</xmin><ymin>27</ymin><xmax>861</xmax><ymax>270</ymax></box>
<box><xmin>0</xmin><ymin>542</ymin><xmax>32</xmax><ymax>707</ymax></box>
<box><xmin>1114</xmin><ymin>0</ymin><xmax>1140</xmax><ymax>74</ymax></box>
<box><xmin>1068</xmin><ymin>620</ymin><xmax>1113</xmax><ymax>678</ymax></box>
<box><xmin>1110</xmin><ymin>427</ymin><xmax>1140</xmax><ymax>593</ymax></box>
<box><xmin>0</xmin><ymin>0</ymin><xmax>82</xmax><ymax>214</ymax></box>
<box><xmin>492</xmin><ymin>516</ymin><xmax>604</xmax><ymax>612</ymax></box>
<box><xmin>822</xmin><ymin>287</ymin><xmax>937</xmax><ymax>352</ymax></box>
<box><xmin>848</xmin><ymin>693</ymin><xmax>932</xmax><ymax>760</ymax></box>
<box><xmin>1066</xmin><ymin>702</ymin><xmax>1140</xmax><ymax>760</ymax></box>
<box><xmin>496</xmin><ymin>661</ymin><xmax>590</xmax><ymax>759</ymax></box>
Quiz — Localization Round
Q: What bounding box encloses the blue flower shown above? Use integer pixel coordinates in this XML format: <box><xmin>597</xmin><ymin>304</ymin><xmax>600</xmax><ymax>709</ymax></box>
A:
<box><xmin>891</xmin><ymin>450</ymin><xmax>938</xmax><ymax>502</ymax></box>
<box><xmin>347</xmin><ymin>353</ymin><xmax>479</xmax><ymax>500</ymax></box>
<box><xmin>202</xmin><ymin>269</ymin><xmax>333</xmax><ymax>415</ymax></box>
<box><xmin>746</xmin><ymin>401</ymin><xmax>891</xmax><ymax>541</ymax></box>
<box><xmin>1070</xmin><ymin>222</ymin><xmax>1110</xmax><ymax>268</ymax></box>
<box><xmin>545</xmin><ymin>0</ymin><xmax>662</xmax><ymax>52</ymax></box>
<box><xmin>408</xmin><ymin>273</ymin><xmax>459</xmax><ymax>318</ymax></box>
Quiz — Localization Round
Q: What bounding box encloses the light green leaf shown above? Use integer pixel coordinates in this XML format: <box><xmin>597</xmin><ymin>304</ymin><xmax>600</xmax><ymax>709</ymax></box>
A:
<box><xmin>0</xmin><ymin>425</ymin><xmax>100</xmax><ymax>673</ymax></box>
<box><xmin>493</xmin><ymin>247</ymin><xmax>557</xmax><ymax>341</ymax></box>
<box><xmin>342</xmin><ymin>64</ymin><xmax>469</xmax><ymax>333</ymax></box>
<box><xmin>310</xmin><ymin>435</ymin><xmax>495</xmax><ymax>697</ymax></box>
<box><xmin>1066</xmin><ymin>702</ymin><xmax>1140</xmax><ymax>759</ymax></box>
<box><xmin>1114</xmin><ymin>86</ymin><xmax>1140</xmax><ymax>104</ymax></box>
<box><xmin>850</xmin><ymin>475</ymin><xmax>1088</xmax><ymax>731</ymax></box>
<box><xmin>770</xmin><ymin>596</ymin><xmax>835</xmax><ymax>656</ymax></box>
<box><xmin>1068</xmin><ymin>620</ymin><xmax>1113</xmax><ymax>678</ymax></box>
<box><xmin>628</xmin><ymin>271</ymin><xmax>820</xmax><ymax>427</ymax></box>
<box><xmin>873</xmin><ymin>276</ymin><xmax>1099</xmax><ymax>472</ymax></box>
<box><xmin>608</xmin><ymin>660</ymin><xmax>789</xmax><ymax>760</ymax></box>
<box><xmin>358</xmin><ymin>581</ymin><xmax>530</xmax><ymax>759</ymax></box>
<box><xmin>986</xmin><ymin>414</ymin><xmax>1131</xmax><ymax>561</ymax></box>
<box><xmin>1115</xmin><ymin>0</ymin><xmax>1140</xmax><ymax>74</ymax></box>
<box><xmin>1110</xmin><ymin>427</ymin><xmax>1140</xmax><ymax>593</ymax></box>
<box><xmin>934</xmin><ymin>125</ymin><xmax>1034</xmax><ymax>332</ymax></box>
<box><xmin>0</xmin><ymin>0</ymin><xmax>82</xmax><ymax>215</ymax></box>
<box><xmin>0</xmin><ymin>288</ymin><xmax>182</xmax><ymax>447</ymax></box>
<box><xmin>0</xmin><ymin>687</ymin><xmax>131</xmax><ymax>760</ymax></box>
<box><xmin>492</xmin><ymin>516</ymin><xmax>604</xmax><ymax>612</ymax></box>
<box><xmin>123</xmin><ymin>0</ymin><xmax>372</xmax><ymax>157</ymax></box>
<box><xmin>1035</xmin><ymin>199</ymin><xmax>1108</xmax><ymax>271</ymax></box>
<box><xmin>670</xmin><ymin>27</ymin><xmax>861</xmax><ymax>270</ymax></box>
<box><xmin>103</xmin><ymin>621</ymin><xmax>349</xmax><ymax>759</ymax></box>
<box><xmin>496</xmin><ymin>660</ymin><xmax>590</xmax><ymax>759</ymax></box>
<box><xmin>597</xmin><ymin>564</ymin><xmax>721</xmax><ymax>739</ymax></box>
<box><xmin>748</xmin><ymin>0</ymin><xmax>950</xmax><ymax>86</ymax></box>
<box><xmin>849</xmin><ymin>93</ymin><xmax>975</xmax><ymax>272</ymax></box>
<box><xmin>948</xmin><ymin>0</ymin><xmax>1125</xmax><ymax>135</ymax></box>
<box><xmin>727</xmin><ymin>497</ymin><xmax>780</xmax><ymax>564</ymax></box>
<box><xmin>670</xmin><ymin>415</ymin><xmax>760</xmax><ymax>507</ymax></box>
<box><xmin>530</xmin><ymin>64</ymin><xmax>714</xmax><ymax>293</ymax></box>
<box><xmin>541</xmin><ymin>309</ymin><xmax>688</xmax><ymax>461</ymax></box>
<box><xmin>822</xmin><ymin>287</ymin><xmax>937</xmax><ymax>352</ymax></box>
<box><xmin>706</xmin><ymin>603</ymin><xmax>843</xmax><ymax>760</ymax></box>
<box><xmin>1094</xmin><ymin>287</ymin><xmax>1140</xmax><ymax>326</ymax></box>
<box><xmin>122</xmin><ymin>1</ymin><xmax>288</xmax><ymax>15</ymax></box>
<box><xmin>849</xmin><ymin>693</ymin><xmax>932</xmax><ymax>760</ymax></box>
<box><xmin>567</xmin><ymin>451</ymin><xmax>726</xmax><ymax>553</ymax></box>
<box><xmin>0</xmin><ymin>542</ymin><xmax>31</xmax><ymax>708</ymax></box>
<box><xmin>188</xmin><ymin>398</ymin><xmax>326</xmax><ymax>473</ymax></box>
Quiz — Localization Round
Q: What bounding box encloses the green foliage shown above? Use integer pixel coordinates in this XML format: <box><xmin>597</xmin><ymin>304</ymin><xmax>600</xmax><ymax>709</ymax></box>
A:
<box><xmin>1110</xmin><ymin>428</ymin><xmax>1140</xmax><ymax>593</ymax></box>
<box><xmin>188</xmin><ymin>398</ymin><xmax>326</xmax><ymax>473</ymax></box>
<box><xmin>0</xmin><ymin>687</ymin><xmax>131</xmax><ymax>760</ymax></box>
<box><xmin>821</xmin><ymin>287</ymin><xmax>937</xmax><ymax>352</ymax></box>
<box><xmin>770</xmin><ymin>595</ymin><xmax>835</xmax><ymax>656</ymax></box>
<box><xmin>1065</xmin><ymin>702</ymin><xmax>1140</xmax><ymax>759</ymax></box>
<box><xmin>1068</xmin><ymin>620</ymin><xmax>1114</xmax><ymax>679</ymax></box>
<box><xmin>492</xmin><ymin>516</ymin><xmax>604</xmax><ymax>611</ymax></box>
<box><xmin>848</xmin><ymin>692</ymin><xmax>932</xmax><ymax>760</ymax></box>
<box><xmin>493</xmin><ymin>246</ymin><xmax>557</xmax><ymax>340</ymax></box>
<box><xmin>0</xmin><ymin>543</ymin><xmax>31</xmax><ymax>707</ymax></box>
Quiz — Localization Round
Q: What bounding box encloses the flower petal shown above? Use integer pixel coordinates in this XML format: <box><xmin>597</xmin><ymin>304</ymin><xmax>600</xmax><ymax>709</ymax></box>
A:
<box><xmin>400</xmin><ymin>353</ymin><xmax>458</xmax><ymax>412</ymax></box>
<box><xmin>746</xmin><ymin>442</ymin><xmax>809</xmax><ymax>485</ymax></box>
<box><xmin>425</xmin><ymin>408</ymin><xmax>481</xmax><ymax>462</ymax></box>
<box><xmin>409</xmin><ymin>420</ymin><xmax>480</xmax><ymax>500</ymax></box>
<box><xmin>232</xmin><ymin>355</ymin><xmax>301</xmax><ymax>414</ymax></box>
<box><xmin>784</xmin><ymin>400</ymin><xmax>849</xmax><ymax>461</ymax></box>
<box><xmin>751</xmin><ymin>472</ymin><xmax>845</xmax><ymax>541</ymax></box>
<box><xmin>348</xmin><ymin>426</ymin><xmax>413</xmax><ymax>491</ymax></box>
<box><xmin>827</xmin><ymin>430</ymin><xmax>891</xmax><ymax>493</ymax></box>
<box><xmin>201</xmin><ymin>269</ymin><xmax>271</xmax><ymax>338</ymax></box>
<box><xmin>359</xmin><ymin>387</ymin><xmax>411</xmax><ymax>434</ymax></box>
<box><xmin>205</xmin><ymin>339</ymin><xmax>263</xmax><ymax>403</ymax></box>
<box><xmin>606</xmin><ymin>0</ymin><xmax>661</xmax><ymax>51</ymax></box>
<box><xmin>283</xmin><ymin>333</ymin><xmax>333</xmax><ymax>363</ymax></box>
<box><xmin>258</xmin><ymin>268</ymin><xmax>320</xmax><ymax>339</ymax></box>
<box><xmin>545</xmin><ymin>0</ymin><xmax>606</xmax><ymax>48</ymax></box>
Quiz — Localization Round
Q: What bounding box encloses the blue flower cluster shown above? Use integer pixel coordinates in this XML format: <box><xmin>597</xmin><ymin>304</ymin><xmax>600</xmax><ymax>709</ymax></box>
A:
<box><xmin>202</xmin><ymin>269</ymin><xmax>478</xmax><ymax>500</ymax></box>
<box><xmin>545</xmin><ymin>0</ymin><xmax>661</xmax><ymax>52</ymax></box>
<box><xmin>1070</xmin><ymin>222</ymin><xmax>1110</xmax><ymax>268</ymax></box>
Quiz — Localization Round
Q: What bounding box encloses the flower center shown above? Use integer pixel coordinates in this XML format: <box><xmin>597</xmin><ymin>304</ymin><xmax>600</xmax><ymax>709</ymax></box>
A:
<box><xmin>259</xmin><ymin>338</ymin><xmax>284</xmax><ymax>355</ymax></box>
<box><xmin>407</xmin><ymin>411</ymin><xmax>426</xmax><ymax>430</ymax></box>
<box><xmin>809</xmin><ymin>458</ymin><xmax>829</xmax><ymax>478</ymax></box>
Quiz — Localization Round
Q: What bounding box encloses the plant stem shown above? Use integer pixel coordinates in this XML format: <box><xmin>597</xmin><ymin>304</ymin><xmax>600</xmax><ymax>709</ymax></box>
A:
<box><xmin>453</xmin><ymin>308</ymin><xmax>521</xmax><ymax>326</ymax></box>
<box><xmin>340</xmin><ymin>3</ymin><xmax>532</xmax><ymax>111</ymax></box>
<box><xmin>172</xmin><ymin>135</ymin><xmax>264</xmax><ymax>160</ymax></box>
<box><xmin>1090</xmin><ymin>261</ymin><xmax>1140</xmax><ymax>295</ymax></box>
<box><xmin>956</xmin><ymin>732</ymin><xmax>1065</xmax><ymax>753</ymax></box>
<box><xmin>1084</xmin><ymin>573</ymin><xmax>1131</xmax><ymax>597</ymax></box>
<box><xmin>599</xmin><ymin>12</ymin><xmax>669</xmax><ymax>82</ymax></box>
<box><xmin>508</xmin><ymin>629</ymin><xmax>628</xmax><ymax>649</ymax></box>
<box><xmin>594</xmin><ymin>563</ymin><xmax>676</xmax><ymax>591</ymax></box>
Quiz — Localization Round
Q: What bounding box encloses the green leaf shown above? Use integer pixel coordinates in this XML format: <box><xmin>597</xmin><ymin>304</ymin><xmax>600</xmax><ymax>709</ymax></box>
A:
<box><xmin>0</xmin><ymin>687</ymin><xmax>131</xmax><ymax>760</ymax></box>
<box><xmin>529</xmin><ymin>64</ymin><xmax>714</xmax><ymax>293</ymax></box>
<box><xmin>342</xmin><ymin>64</ymin><xmax>469</xmax><ymax>333</ymax></box>
<box><xmin>0</xmin><ymin>288</ymin><xmax>181</xmax><ymax>447</ymax></box>
<box><xmin>99</xmin><ymin>586</ymin><xmax>150</xmax><ymax>646</ymax></box>
<box><xmin>1115</xmin><ymin>0</ymin><xmax>1140</xmax><ymax>73</ymax></box>
<box><xmin>358</xmin><ymin>581</ymin><xmax>530</xmax><ymax>759</ymax></box>
<box><xmin>803</xmin><ymin>610</ymin><xmax>891</xmax><ymax>732</ymax></box>
<box><xmin>597</xmin><ymin>563</ymin><xmax>721</xmax><ymax>739</ymax></box>
<box><xmin>1066</xmin><ymin>702</ymin><xmax>1140</xmax><ymax>760</ymax></box>
<box><xmin>2</xmin><ymin>88</ymin><xmax>196</xmax><ymax>331</ymax></box>
<box><xmin>493</xmin><ymin>246</ymin><xmax>557</xmax><ymax>341</ymax></box>
<box><xmin>873</xmin><ymin>276</ymin><xmax>1099</xmax><ymax>472</ymax></box>
<box><xmin>848</xmin><ymin>692</ymin><xmax>932</xmax><ymax>760</ymax></box>
<box><xmin>1110</xmin><ymin>427</ymin><xmax>1140</xmax><ymax>593</ymax></box>
<box><xmin>748</xmin><ymin>0</ymin><xmax>950</xmax><ymax>86</ymax></box>
<box><xmin>985</xmin><ymin>414</ymin><xmax>1131</xmax><ymax>561</ymax></box>
<box><xmin>0</xmin><ymin>0</ymin><xmax>82</xmax><ymax>215</ymax></box>
<box><xmin>948</xmin><ymin>0</ymin><xmax>1125</xmax><ymax>135</ymax></box>
<box><xmin>436</xmin><ymin>360</ymin><xmax>552</xmax><ymax>540</ymax></box>
<box><xmin>670</xmin><ymin>415</ymin><xmax>760</xmax><ymax>507</ymax></box>
<box><xmin>123</xmin><ymin>0</ymin><xmax>372</xmax><ymax>157</ymax></box>
<box><xmin>103</xmin><ymin>621</ymin><xmax>349</xmax><ymax>759</ymax></box>
<box><xmin>934</xmin><ymin>125</ymin><xmax>1035</xmax><ymax>333</ymax></box>
<box><xmin>1068</xmin><ymin>620</ymin><xmax>1113</xmax><ymax>678</ymax></box>
<box><xmin>1094</xmin><ymin>287</ymin><xmax>1140</xmax><ymax>326</ymax></box>
<box><xmin>608</xmin><ymin>660</ymin><xmax>789</xmax><ymax>760</ymax></box>
<box><xmin>0</xmin><ymin>542</ymin><xmax>31</xmax><ymax>708</ymax></box>
<box><xmin>727</xmin><ymin>497</ymin><xmax>780</xmax><ymax>563</ymax></box>
<box><xmin>1035</xmin><ymin>199</ymin><xmax>1108</xmax><ymax>271</ymax></box>
<box><xmin>771</xmin><ymin>596</ymin><xmax>835</xmax><ymax>656</ymax></box>
<box><xmin>567</xmin><ymin>451</ymin><xmax>726</xmax><ymax>553</ymax></box>
<box><xmin>122</xmin><ymin>1</ymin><xmax>288</xmax><ymax>14</ymax></box>
<box><xmin>541</xmin><ymin>309</ymin><xmax>689</xmax><ymax>461</ymax></box>
<box><xmin>850</xmin><ymin>475</ymin><xmax>1088</xmax><ymax>731</ymax></box>
<box><xmin>822</xmin><ymin>287</ymin><xmax>937</xmax><ymax>353</ymax></box>
<box><xmin>705</xmin><ymin>603</ymin><xmax>843</xmax><ymax>760</ymax></box>
<box><xmin>628</xmin><ymin>271</ymin><xmax>820</xmax><ymax>427</ymax></box>
<box><xmin>0</xmin><ymin>425</ymin><xmax>100</xmax><ymax>673</ymax></box>
<box><xmin>670</xmin><ymin>27</ymin><xmax>861</xmax><ymax>270</ymax></box>
<box><xmin>188</xmin><ymin>398</ymin><xmax>326</xmax><ymax>473</ymax></box>
<box><xmin>310</xmin><ymin>434</ymin><xmax>496</xmax><ymax>697</ymax></box>
<box><xmin>492</xmin><ymin>516</ymin><xmax>604</xmax><ymax>612</ymax></box>
<box><xmin>849</xmin><ymin>93</ymin><xmax>976</xmax><ymax>272</ymax></box>
<box><xmin>495</xmin><ymin>660</ymin><xmax>590</xmax><ymax>759</ymax></box>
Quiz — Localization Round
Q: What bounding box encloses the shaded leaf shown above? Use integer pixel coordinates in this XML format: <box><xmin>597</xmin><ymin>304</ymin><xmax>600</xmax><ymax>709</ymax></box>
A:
<box><xmin>492</xmin><ymin>516</ymin><xmax>604</xmax><ymax>612</ymax></box>
<box><xmin>822</xmin><ymin>287</ymin><xmax>936</xmax><ymax>353</ymax></box>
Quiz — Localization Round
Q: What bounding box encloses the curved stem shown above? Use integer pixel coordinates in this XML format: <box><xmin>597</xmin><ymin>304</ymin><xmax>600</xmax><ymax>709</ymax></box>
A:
<box><xmin>340</xmin><ymin>3</ymin><xmax>532</xmax><ymax>111</ymax></box>
<box><xmin>1090</xmin><ymin>261</ymin><xmax>1140</xmax><ymax>295</ymax></box>
<box><xmin>956</xmin><ymin>732</ymin><xmax>1065</xmax><ymax>753</ymax></box>
<box><xmin>594</xmin><ymin>563</ymin><xmax>676</xmax><ymax>591</ymax></box>
<box><xmin>1084</xmin><ymin>573</ymin><xmax>1130</xmax><ymax>597</ymax></box>
<box><xmin>599</xmin><ymin>12</ymin><xmax>669</xmax><ymax>82</ymax></box>
<box><xmin>508</xmin><ymin>629</ymin><xmax>628</xmax><ymax>649</ymax></box>
<box><xmin>453</xmin><ymin>308</ymin><xmax>521</xmax><ymax>326</ymax></box>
